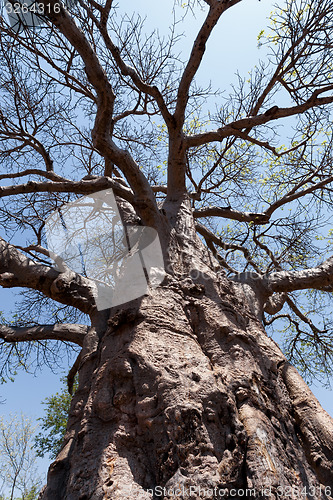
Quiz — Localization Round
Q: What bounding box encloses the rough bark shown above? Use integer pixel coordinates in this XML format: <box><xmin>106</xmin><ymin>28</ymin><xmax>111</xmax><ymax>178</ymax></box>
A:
<box><xmin>1</xmin><ymin>0</ymin><xmax>333</xmax><ymax>497</ymax></box>
<box><xmin>39</xmin><ymin>253</ymin><xmax>333</xmax><ymax>500</ymax></box>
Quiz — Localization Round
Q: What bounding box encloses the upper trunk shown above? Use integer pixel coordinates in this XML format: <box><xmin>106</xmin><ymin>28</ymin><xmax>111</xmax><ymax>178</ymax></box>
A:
<box><xmin>39</xmin><ymin>239</ymin><xmax>333</xmax><ymax>499</ymax></box>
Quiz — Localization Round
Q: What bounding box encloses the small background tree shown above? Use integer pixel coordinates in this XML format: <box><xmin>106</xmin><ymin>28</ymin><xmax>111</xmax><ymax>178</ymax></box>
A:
<box><xmin>0</xmin><ymin>414</ymin><xmax>43</xmax><ymax>500</ymax></box>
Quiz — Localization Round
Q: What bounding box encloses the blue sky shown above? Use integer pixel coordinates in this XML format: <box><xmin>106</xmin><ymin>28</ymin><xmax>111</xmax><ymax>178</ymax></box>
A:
<box><xmin>1</xmin><ymin>0</ymin><xmax>333</xmax><ymax>484</ymax></box>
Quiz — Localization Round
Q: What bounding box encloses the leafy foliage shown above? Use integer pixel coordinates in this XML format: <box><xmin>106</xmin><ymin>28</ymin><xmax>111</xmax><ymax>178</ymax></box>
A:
<box><xmin>34</xmin><ymin>377</ymin><xmax>78</xmax><ymax>460</ymax></box>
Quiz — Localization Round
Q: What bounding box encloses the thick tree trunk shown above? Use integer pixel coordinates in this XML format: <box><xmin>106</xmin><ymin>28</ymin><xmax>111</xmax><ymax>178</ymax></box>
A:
<box><xmin>40</xmin><ymin>258</ymin><xmax>333</xmax><ymax>500</ymax></box>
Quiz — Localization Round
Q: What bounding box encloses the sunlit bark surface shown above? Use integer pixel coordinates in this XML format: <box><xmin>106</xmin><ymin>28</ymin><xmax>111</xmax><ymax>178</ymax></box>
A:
<box><xmin>40</xmin><ymin>254</ymin><xmax>333</xmax><ymax>499</ymax></box>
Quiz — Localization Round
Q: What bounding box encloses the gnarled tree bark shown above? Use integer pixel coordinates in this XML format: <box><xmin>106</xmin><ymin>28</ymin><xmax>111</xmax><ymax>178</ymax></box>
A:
<box><xmin>36</xmin><ymin>225</ymin><xmax>333</xmax><ymax>500</ymax></box>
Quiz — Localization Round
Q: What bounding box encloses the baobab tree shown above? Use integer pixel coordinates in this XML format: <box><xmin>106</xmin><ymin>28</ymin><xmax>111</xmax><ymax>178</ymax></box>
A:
<box><xmin>0</xmin><ymin>0</ymin><xmax>333</xmax><ymax>497</ymax></box>
<box><xmin>0</xmin><ymin>414</ymin><xmax>42</xmax><ymax>500</ymax></box>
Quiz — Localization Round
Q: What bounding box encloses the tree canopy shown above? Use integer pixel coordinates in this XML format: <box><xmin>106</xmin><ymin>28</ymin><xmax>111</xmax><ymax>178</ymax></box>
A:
<box><xmin>0</xmin><ymin>0</ymin><xmax>333</xmax><ymax>387</ymax></box>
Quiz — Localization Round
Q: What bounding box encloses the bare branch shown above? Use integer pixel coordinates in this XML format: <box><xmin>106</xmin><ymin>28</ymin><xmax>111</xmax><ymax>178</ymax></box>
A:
<box><xmin>0</xmin><ymin>237</ymin><xmax>97</xmax><ymax>315</ymax></box>
<box><xmin>0</xmin><ymin>324</ymin><xmax>87</xmax><ymax>346</ymax></box>
<box><xmin>174</xmin><ymin>0</ymin><xmax>241</xmax><ymax>124</ymax></box>
<box><xmin>193</xmin><ymin>206</ymin><xmax>269</xmax><ymax>225</ymax></box>
<box><xmin>0</xmin><ymin>125</ymin><xmax>56</xmax><ymax>172</ymax></box>
<box><xmin>285</xmin><ymin>295</ymin><xmax>323</xmax><ymax>335</ymax></box>
<box><xmin>264</xmin><ymin>174</ymin><xmax>333</xmax><ymax>218</ymax></box>
<box><xmin>67</xmin><ymin>350</ymin><xmax>83</xmax><ymax>394</ymax></box>
<box><xmin>0</xmin><ymin>24</ymin><xmax>96</xmax><ymax>101</ymax></box>
<box><xmin>44</xmin><ymin>0</ymin><xmax>161</xmax><ymax>226</ymax></box>
<box><xmin>193</xmin><ymin>170</ymin><xmax>333</xmax><ymax>226</ymax></box>
<box><xmin>203</xmin><ymin>234</ymin><xmax>238</xmax><ymax>274</ymax></box>
<box><xmin>14</xmin><ymin>245</ymin><xmax>52</xmax><ymax>266</ymax></box>
<box><xmin>151</xmin><ymin>185</ymin><xmax>168</xmax><ymax>195</ymax></box>
<box><xmin>195</xmin><ymin>222</ymin><xmax>262</xmax><ymax>273</ymax></box>
<box><xmin>185</xmin><ymin>96</ymin><xmax>333</xmax><ymax>148</ymax></box>
<box><xmin>253</xmin><ymin>232</ymin><xmax>282</xmax><ymax>271</ymax></box>
<box><xmin>225</xmin><ymin>129</ymin><xmax>310</xmax><ymax>157</ymax></box>
<box><xmin>265</xmin><ymin>255</ymin><xmax>333</xmax><ymax>294</ymax></box>
<box><xmin>0</xmin><ymin>169</ymin><xmax>67</xmax><ymax>182</ymax></box>
<box><xmin>96</xmin><ymin>24</ymin><xmax>174</xmax><ymax>128</ymax></box>
<box><xmin>0</xmin><ymin>177</ymin><xmax>134</xmax><ymax>204</ymax></box>
<box><xmin>167</xmin><ymin>1</ymin><xmax>241</xmax><ymax>199</ymax></box>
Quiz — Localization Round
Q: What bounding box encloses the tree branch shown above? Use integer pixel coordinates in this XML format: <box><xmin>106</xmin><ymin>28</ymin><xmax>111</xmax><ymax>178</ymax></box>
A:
<box><xmin>195</xmin><ymin>222</ymin><xmax>262</xmax><ymax>273</ymax></box>
<box><xmin>174</xmin><ymin>0</ymin><xmax>241</xmax><ymax>124</ymax></box>
<box><xmin>202</xmin><ymin>234</ymin><xmax>237</xmax><ymax>274</ymax></box>
<box><xmin>264</xmin><ymin>174</ymin><xmax>333</xmax><ymax>218</ymax></box>
<box><xmin>0</xmin><ymin>324</ymin><xmax>88</xmax><ymax>346</ymax></box>
<box><xmin>193</xmin><ymin>206</ymin><xmax>269</xmax><ymax>224</ymax></box>
<box><xmin>95</xmin><ymin>23</ymin><xmax>174</xmax><ymax>129</ymax></box>
<box><xmin>264</xmin><ymin>255</ymin><xmax>333</xmax><ymax>294</ymax></box>
<box><xmin>0</xmin><ymin>237</ymin><xmax>97</xmax><ymax>315</ymax></box>
<box><xmin>193</xmin><ymin>171</ymin><xmax>333</xmax><ymax>226</ymax></box>
<box><xmin>44</xmin><ymin>0</ymin><xmax>161</xmax><ymax>227</ymax></box>
<box><xmin>0</xmin><ymin>169</ymin><xmax>67</xmax><ymax>182</ymax></box>
<box><xmin>185</xmin><ymin>95</ymin><xmax>333</xmax><ymax>148</ymax></box>
<box><xmin>285</xmin><ymin>295</ymin><xmax>323</xmax><ymax>335</ymax></box>
<box><xmin>0</xmin><ymin>24</ymin><xmax>95</xmax><ymax>101</ymax></box>
<box><xmin>0</xmin><ymin>177</ymin><xmax>134</xmax><ymax>204</ymax></box>
<box><xmin>167</xmin><ymin>0</ymin><xmax>241</xmax><ymax>200</ymax></box>
<box><xmin>223</xmin><ymin>129</ymin><xmax>310</xmax><ymax>157</ymax></box>
<box><xmin>151</xmin><ymin>185</ymin><xmax>168</xmax><ymax>195</ymax></box>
